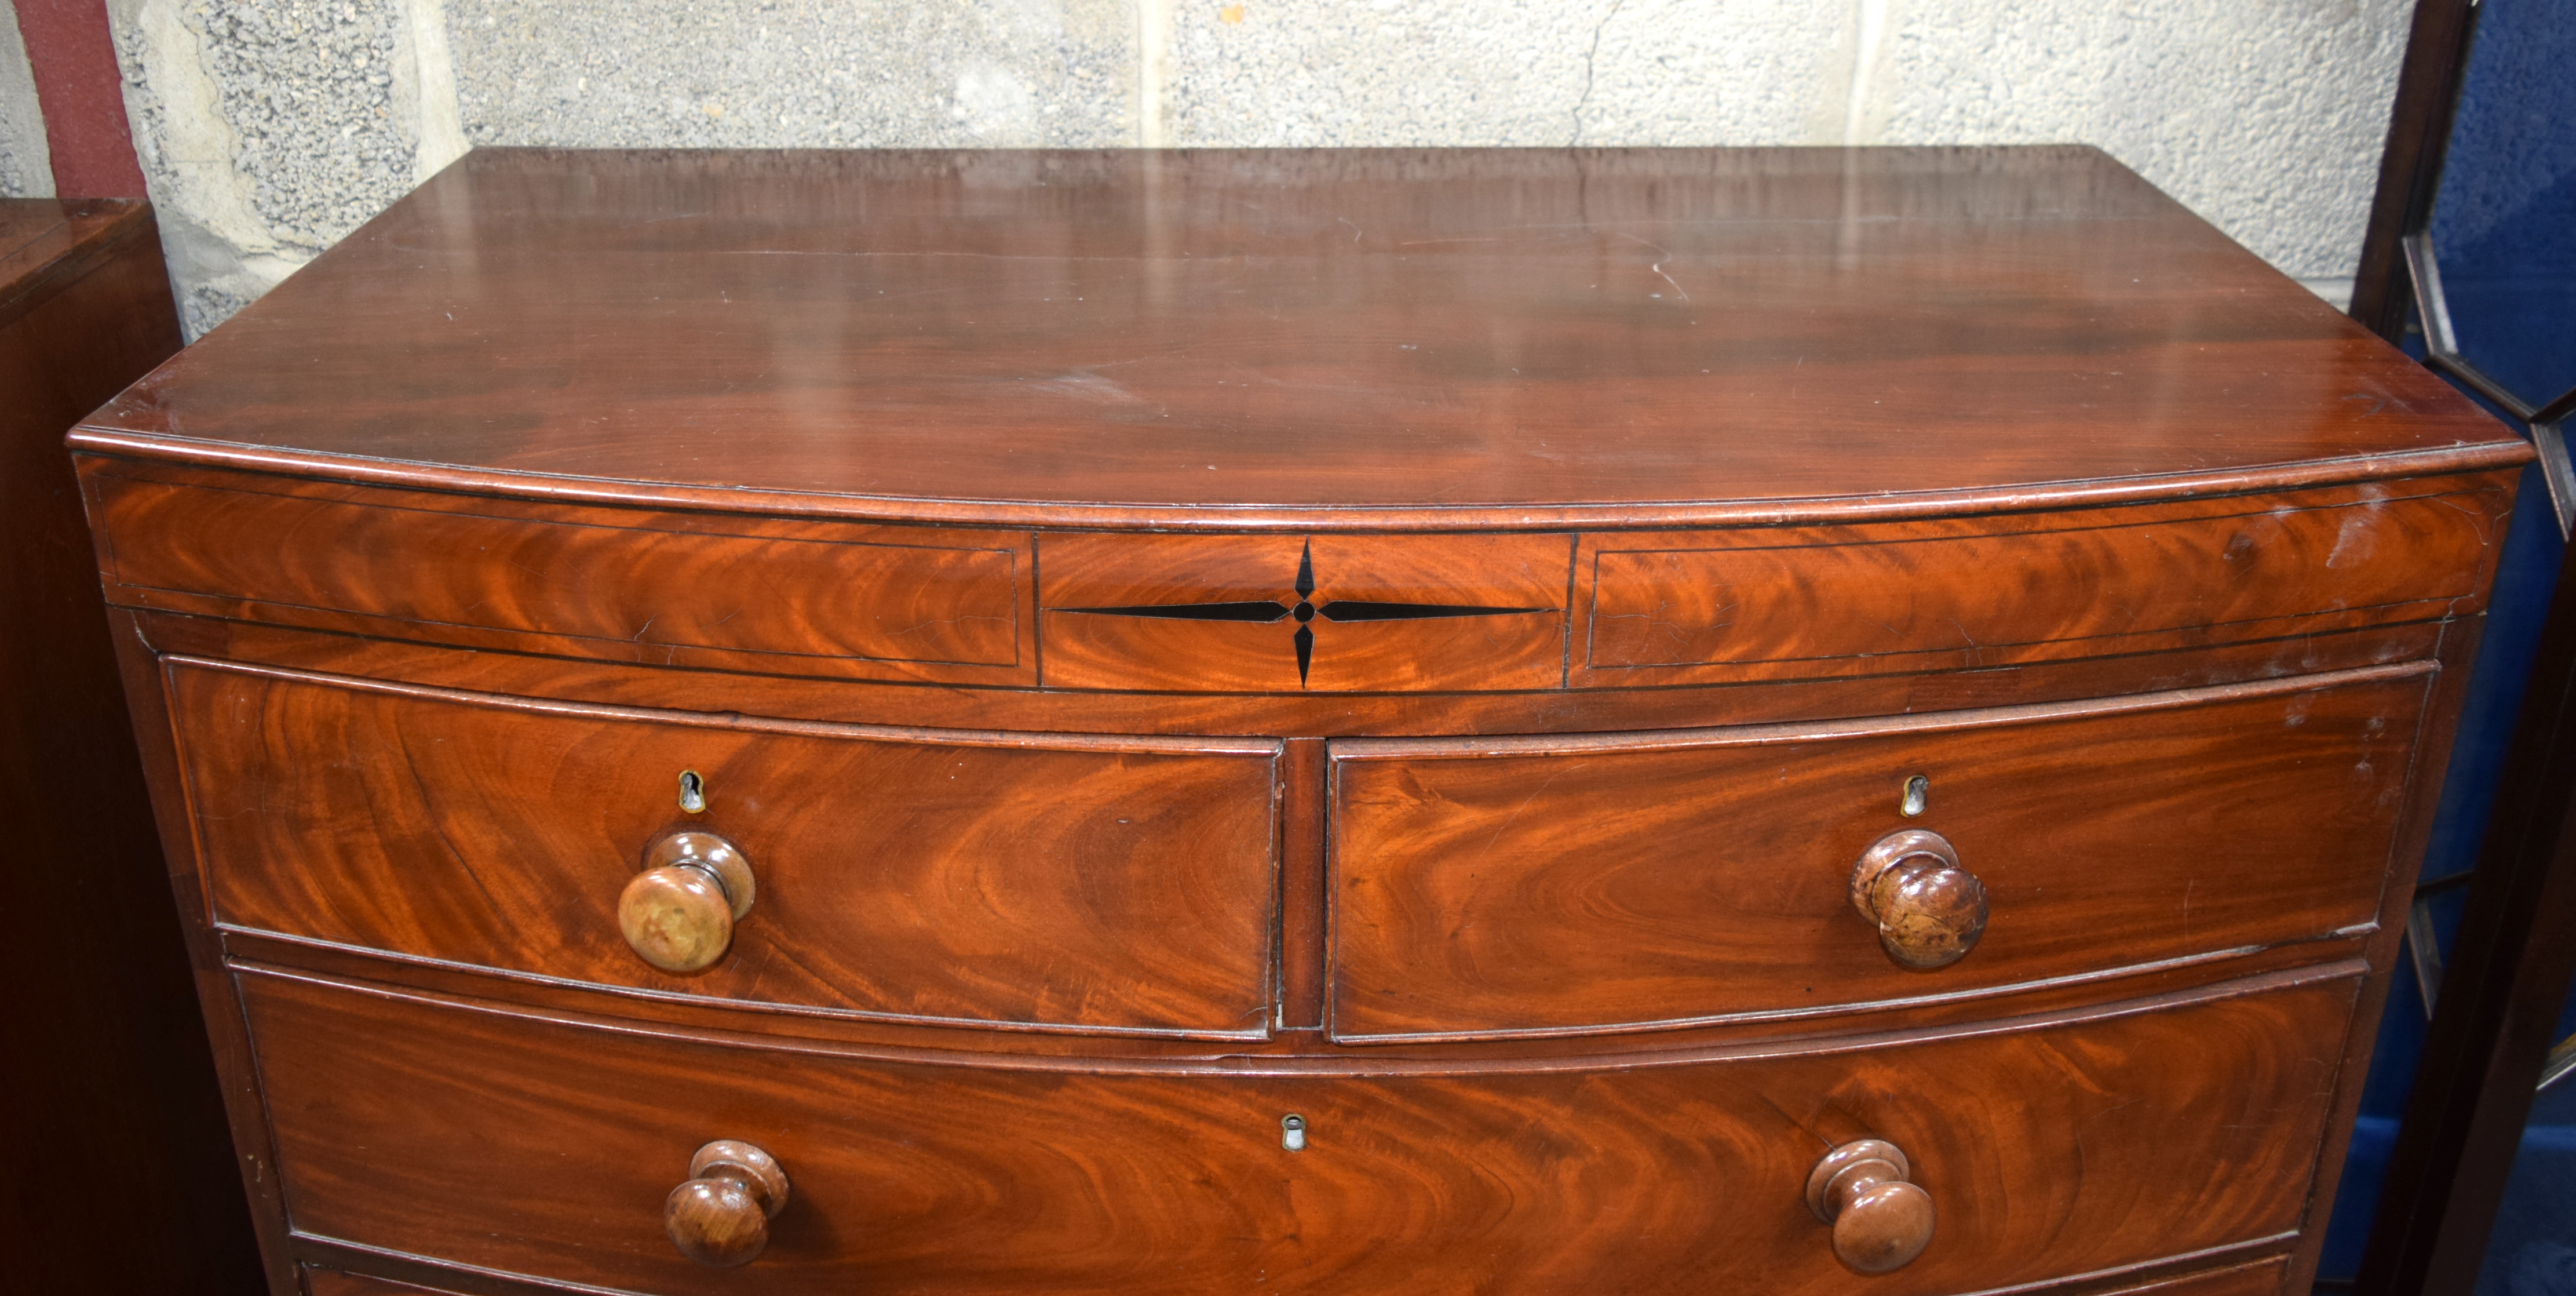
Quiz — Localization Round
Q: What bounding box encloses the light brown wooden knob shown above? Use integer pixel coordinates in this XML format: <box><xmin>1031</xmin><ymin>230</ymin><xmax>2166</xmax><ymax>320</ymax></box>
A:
<box><xmin>1807</xmin><ymin>1138</ymin><xmax>1935</xmax><ymax>1273</ymax></box>
<box><xmin>619</xmin><ymin>831</ymin><xmax>755</xmax><ymax>973</ymax></box>
<box><xmin>665</xmin><ymin>1139</ymin><xmax>790</xmax><ymax>1267</ymax></box>
<box><xmin>1851</xmin><ymin>828</ymin><xmax>1987</xmax><ymax>969</ymax></box>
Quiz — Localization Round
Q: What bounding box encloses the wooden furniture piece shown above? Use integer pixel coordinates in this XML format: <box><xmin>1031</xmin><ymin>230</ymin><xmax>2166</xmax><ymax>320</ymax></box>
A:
<box><xmin>74</xmin><ymin>147</ymin><xmax>2528</xmax><ymax>1296</ymax></box>
<box><xmin>1</xmin><ymin>198</ymin><xmax>264</xmax><ymax>1296</ymax></box>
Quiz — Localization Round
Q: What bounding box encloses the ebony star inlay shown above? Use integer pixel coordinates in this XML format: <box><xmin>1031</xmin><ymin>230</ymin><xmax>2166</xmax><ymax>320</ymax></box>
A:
<box><xmin>1053</xmin><ymin>540</ymin><xmax>1552</xmax><ymax>686</ymax></box>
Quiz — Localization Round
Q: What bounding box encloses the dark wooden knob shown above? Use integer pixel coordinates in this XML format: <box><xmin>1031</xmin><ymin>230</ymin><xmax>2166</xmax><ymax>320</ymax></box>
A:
<box><xmin>1850</xmin><ymin>828</ymin><xmax>1987</xmax><ymax>969</ymax></box>
<box><xmin>665</xmin><ymin>1139</ymin><xmax>790</xmax><ymax>1267</ymax></box>
<box><xmin>1807</xmin><ymin>1138</ymin><xmax>1935</xmax><ymax>1273</ymax></box>
<box><xmin>619</xmin><ymin>831</ymin><xmax>756</xmax><ymax>973</ymax></box>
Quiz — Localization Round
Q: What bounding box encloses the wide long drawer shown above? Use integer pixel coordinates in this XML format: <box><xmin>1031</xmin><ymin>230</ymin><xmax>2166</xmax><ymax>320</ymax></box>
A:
<box><xmin>244</xmin><ymin>964</ymin><xmax>2352</xmax><ymax>1296</ymax></box>
<box><xmin>1330</xmin><ymin>664</ymin><xmax>2429</xmax><ymax>1042</ymax></box>
<box><xmin>171</xmin><ymin>660</ymin><xmax>1281</xmax><ymax>1038</ymax></box>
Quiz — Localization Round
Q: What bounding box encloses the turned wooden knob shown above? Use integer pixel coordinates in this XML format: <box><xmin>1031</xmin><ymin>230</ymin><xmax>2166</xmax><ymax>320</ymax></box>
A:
<box><xmin>619</xmin><ymin>831</ymin><xmax>756</xmax><ymax>973</ymax></box>
<box><xmin>1850</xmin><ymin>828</ymin><xmax>1987</xmax><ymax>969</ymax></box>
<box><xmin>1807</xmin><ymin>1138</ymin><xmax>1935</xmax><ymax>1273</ymax></box>
<box><xmin>666</xmin><ymin>1139</ymin><xmax>790</xmax><ymax>1267</ymax></box>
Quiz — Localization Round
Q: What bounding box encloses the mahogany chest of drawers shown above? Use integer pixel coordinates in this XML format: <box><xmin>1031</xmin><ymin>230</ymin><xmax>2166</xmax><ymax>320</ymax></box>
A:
<box><xmin>78</xmin><ymin>147</ymin><xmax>2527</xmax><ymax>1295</ymax></box>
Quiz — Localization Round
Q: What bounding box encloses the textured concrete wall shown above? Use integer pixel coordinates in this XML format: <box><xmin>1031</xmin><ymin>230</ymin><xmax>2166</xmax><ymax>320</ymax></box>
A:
<box><xmin>108</xmin><ymin>0</ymin><xmax>2402</xmax><ymax>338</ymax></box>
<box><xmin>111</xmin><ymin>0</ymin><xmax>457</xmax><ymax>333</ymax></box>
<box><xmin>0</xmin><ymin>3</ymin><xmax>53</xmax><ymax>198</ymax></box>
<box><xmin>1158</xmin><ymin>1</ymin><xmax>1854</xmax><ymax>148</ymax></box>
<box><xmin>446</xmin><ymin>0</ymin><xmax>1136</xmax><ymax>149</ymax></box>
<box><xmin>1867</xmin><ymin>0</ymin><xmax>2404</xmax><ymax>310</ymax></box>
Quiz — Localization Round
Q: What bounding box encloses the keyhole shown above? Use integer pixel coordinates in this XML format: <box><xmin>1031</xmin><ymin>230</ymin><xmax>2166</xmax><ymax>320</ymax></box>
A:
<box><xmin>1900</xmin><ymin>774</ymin><xmax>1929</xmax><ymax>817</ymax></box>
<box><xmin>678</xmin><ymin>770</ymin><xmax>707</xmax><ymax>814</ymax></box>
<box><xmin>1280</xmin><ymin>1113</ymin><xmax>1308</xmax><ymax>1152</ymax></box>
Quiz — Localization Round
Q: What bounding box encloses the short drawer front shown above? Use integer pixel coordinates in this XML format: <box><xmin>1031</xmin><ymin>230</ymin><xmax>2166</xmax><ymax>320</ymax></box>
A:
<box><xmin>244</xmin><ymin>966</ymin><xmax>2348</xmax><ymax>1295</ymax></box>
<box><xmin>89</xmin><ymin>468</ymin><xmax>1035</xmax><ymax>684</ymax></box>
<box><xmin>1575</xmin><ymin>478</ymin><xmax>2510</xmax><ymax>686</ymax></box>
<box><xmin>174</xmin><ymin>661</ymin><xmax>1279</xmax><ymax>1037</ymax></box>
<box><xmin>1330</xmin><ymin>665</ymin><xmax>2427</xmax><ymax>1042</ymax></box>
<box><xmin>1038</xmin><ymin>531</ymin><xmax>1572</xmax><ymax>692</ymax></box>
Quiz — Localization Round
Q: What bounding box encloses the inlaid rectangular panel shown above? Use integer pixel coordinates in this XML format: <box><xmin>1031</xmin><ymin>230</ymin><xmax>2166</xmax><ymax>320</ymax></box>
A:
<box><xmin>1575</xmin><ymin>478</ymin><xmax>2511</xmax><ymax>686</ymax></box>
<box><xmin>86</xmin><ymin>465</ymin><xmax>1034</xmax><ymax>685</ymax></box>
<box><xmin>1329</xmin><ymin>664</ymin><xmax>2430</xmax><ymax>1042</ymax></box>
<box><xmin>243</xmin><ymin>963</ymin><xmax>2350</xmax><ymax>1296</ymax></box>
<box><xmin>1039</xmin><ymin>532</ymin><xmax>1571</xmax><ymax>692</ymax></box>
<box><xmin>172</xmin><ymin>660</ymin><xmax>1280</xmax><ymax>1039</ymax></box>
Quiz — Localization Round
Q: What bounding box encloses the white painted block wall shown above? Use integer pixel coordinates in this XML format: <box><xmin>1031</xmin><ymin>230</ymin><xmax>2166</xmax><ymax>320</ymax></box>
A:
<box><xmin>0</xmin><ymin>1</ymin><xmax>2400</xmax><ymax>337</ymax></box>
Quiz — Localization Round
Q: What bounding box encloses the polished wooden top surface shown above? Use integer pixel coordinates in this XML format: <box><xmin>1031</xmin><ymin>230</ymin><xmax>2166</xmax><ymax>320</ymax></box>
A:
<box><xmin>75</xmin><ymin>148</ymin><xmax>2519</xmax><ymax>528</ymax></box>
<box><xmin>0</xmin><ymin>198</ymin><xmax>149</xmax><ymax>330</ymax></box>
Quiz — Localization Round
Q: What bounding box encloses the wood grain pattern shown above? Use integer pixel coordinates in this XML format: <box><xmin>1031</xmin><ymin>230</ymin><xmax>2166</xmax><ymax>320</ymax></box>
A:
<box><xmin>206</xmin><ymin>926</ymin><xmax>2374</xmax><ymax>1081</ymax></box>
<box><xmin>1040</xmin><ymin>532</ymin><xmax>1570</xmax><ymax>691</ymax></box>
<box><xmin>1278</xmin><ymin>738</ymin><xmax>1330</xmax><ymax>1030</ymax></box>
<box><xmin>616</xmin><ymin>854</ymin><xmax>743</xmax><ymax>974</ymax></box>
<box><xmin>301</xmin><ymin>1270</ymin><xmax>468</xmax><ymax>1296</ymax></box>
<box><xmin>1579</xmin><ymin>478</ymin><xmax>2512</xmax><ymax>685</ymax></box>
<box><xmin>242</xmin><ymin>963</ymin><xmax>2352</xmax><ymax>1296</ymax></box>
<box><xmin>89</xmin><ymin>466</ymin><xmax>1032</xmax><ymax>684</ymax></box>
<box><xmin>69</xmin><ymin>151</ymin><xmax>2518</xmax><ymax>1296</ymax></box>
<box><xmin>1330</xmin><ymin>665</ymin><xmax>2431</xmax><ymax>1041</ymax></box>
<box><xmin>1852</xmin><ymin>829</ymin><xmax>1991</xmax><ymax>970</ymax></box>
<box><xmin>291</xmin><ymin>1252</ymin><xmax>2293</xmax><ymax>1296</ymax></box>
<box><xmin>70</xmin><ymin>148</ymin><xmax>2522</xmax><ymax>531</ymax></box>
<box><xmin>1807</xmin><ymin>1138</ymin><xmax>1938</xmax><ymax>1273</ymax></box>
<box><xmin>308</xmin><ymin>1254</ymin><xmax>2300</xmax><ymax>1296</ymax></box>
<box><xmin>171</xmin><ymin>660</ymin><xmax>1280</xmax><ymax>1038</ymax></box>
<box><xmin>663</xmin><ymin>1140</ymin><xmax>791</xmax><ymax>1268</ymax></box>
<box><xmin>2098</xmin><ymin>1261</ymin><xmax>2291</xmax><ymax>1296</ymax></box>
<box><xmin>172</xmin><ymin>604</ymin><xmax>2458</xmax><ymax>741</ymax></box>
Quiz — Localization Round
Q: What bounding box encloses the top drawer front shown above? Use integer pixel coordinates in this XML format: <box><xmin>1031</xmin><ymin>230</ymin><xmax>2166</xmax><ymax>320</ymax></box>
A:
<box><xmin>1577</xmin><ymin>478</ymin><xmax>2511</xmax><ymax>686</ymax></box>
<box><xmin>86</xmin><ymin>464</ymin><xmax>2508</xmax><ymax>698</ymax></box>
<box><xmin>1329</xmin><ymin>664</ymin><xmax>2428</xmax><ymax>1042</ymax></box>
<box><xmin>172</xmin><ymin>660</ymin><xmax>1280</xmax><ymax>1038</ymax></box>
<box><xmin>87</xmin><ymin>467</ymin><xmax>1033</xmax><ymax>685</ymax></box>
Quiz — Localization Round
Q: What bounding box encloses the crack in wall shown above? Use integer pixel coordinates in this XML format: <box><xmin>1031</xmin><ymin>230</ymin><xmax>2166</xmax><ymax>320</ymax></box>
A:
<box><xmin>1569</xmin><ymin>0</ymin><xmax>1626</xmax><ymax>147</ymax></box>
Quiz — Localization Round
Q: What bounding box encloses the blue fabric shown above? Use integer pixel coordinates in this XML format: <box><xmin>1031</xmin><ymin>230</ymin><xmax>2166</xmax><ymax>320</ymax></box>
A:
<box><xmin>2476</xmin><ymin>1083</ymin><xmax>2576</xmax><ymax>1294</ymax></box>
<box><xmin>2428</xmin><ymin>0</ymin><xmax>2576</xmax><ymax>407</ymax></box>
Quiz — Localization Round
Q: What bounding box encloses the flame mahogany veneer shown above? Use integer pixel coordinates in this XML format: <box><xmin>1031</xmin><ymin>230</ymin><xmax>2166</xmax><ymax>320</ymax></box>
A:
<box><xmin>77</xmin><ymin>147</ymin><xmax>2529</xmax><ymax>1295</ymax></box>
